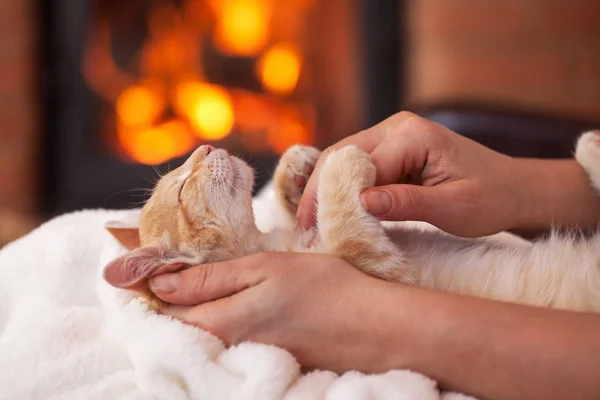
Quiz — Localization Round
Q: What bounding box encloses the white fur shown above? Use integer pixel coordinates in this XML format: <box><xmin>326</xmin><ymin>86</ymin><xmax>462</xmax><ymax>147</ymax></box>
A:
<box><xmin>4</xmin><ymin>131</ymin><xmax>599</xmax><ymax>399</ymax></box>
<box><xmin>392</xmin><ymin>130</ymin><xmax>600</xmax><ymax>312</ymax></box>
<box><xmin>0</xmin><ymin>208</ymin><xmax>472</xmax><ymax>399</ymax></box>
<box><xmin>251</xmin><ymin>131</ymin><xmax>600</xmax><ymax>312</ymax></box>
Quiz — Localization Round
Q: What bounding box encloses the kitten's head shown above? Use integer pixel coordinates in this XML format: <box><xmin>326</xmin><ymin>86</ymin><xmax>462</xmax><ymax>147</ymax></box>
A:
<box><xmin>103</xmin><ymin>145</ymin><xmax>257</xmax><ymax>289</ymax></box>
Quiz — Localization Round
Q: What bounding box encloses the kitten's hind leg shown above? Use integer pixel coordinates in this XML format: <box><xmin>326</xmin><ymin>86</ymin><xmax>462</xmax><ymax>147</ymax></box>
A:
<box><xmin>575</xmin><ymin>130</ymin><xmax>600</xmax><ymax>191</ymax></box>
<box><xmin>317</xmin><ymin>145</ymin><xmax>417</xmax><ymax>284</ymax></box>
<box><xmin>273</xmin><ymin>145</ymin><xmax>321</xmax><ymax>217</ymax></box>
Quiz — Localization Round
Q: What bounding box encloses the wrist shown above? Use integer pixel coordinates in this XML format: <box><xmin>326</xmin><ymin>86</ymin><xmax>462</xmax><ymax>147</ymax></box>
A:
<box><xmin>510</xmin><ymin>157</ymin><xmax>600</xmax><ymax>233</ymax></box>
<box><xmin>358</xmin><ymin>282</ymin><xmax>422</xmax><ymax>373</ymax></box>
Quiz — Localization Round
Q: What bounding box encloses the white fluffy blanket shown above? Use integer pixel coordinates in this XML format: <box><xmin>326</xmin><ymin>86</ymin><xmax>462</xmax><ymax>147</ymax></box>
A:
<box><xmin>0</xmin><ymin>186</ymin><xmax>478</xmax><ymax>400</ymax></box>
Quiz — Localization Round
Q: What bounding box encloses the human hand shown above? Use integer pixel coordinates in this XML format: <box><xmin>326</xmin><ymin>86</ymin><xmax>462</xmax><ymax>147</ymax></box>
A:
<box><xmin>296</xmin><ymin>112</ymin><xmax>525</xmax><ymax>237</ymax></box>
<box><xmin>147</xmin><ymin>252</ymin><xmax>409</xmax><ymax>373</ymax></box>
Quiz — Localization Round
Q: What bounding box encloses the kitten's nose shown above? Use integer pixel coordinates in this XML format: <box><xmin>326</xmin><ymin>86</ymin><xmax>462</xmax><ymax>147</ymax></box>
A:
<box><xmin>203</xmin><ymin>145</ymin><xmax>215</xmax><ymax>155</ymax></box>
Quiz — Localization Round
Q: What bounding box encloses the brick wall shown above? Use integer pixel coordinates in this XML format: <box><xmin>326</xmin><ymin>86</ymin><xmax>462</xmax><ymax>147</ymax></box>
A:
<box><xmin>406</xmin><ymin>0</ymin><xmax>600</xmax><ymax>119</ymax></box>
<box><xmin>0</xmin><ymin>0</ymin><xmax>40</xmax><ymax>245</ymax></box>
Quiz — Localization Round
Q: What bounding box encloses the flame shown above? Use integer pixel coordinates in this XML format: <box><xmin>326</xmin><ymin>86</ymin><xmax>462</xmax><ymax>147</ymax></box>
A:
<box><xmin>259</xmin><ymin>43</ymin><xmax>301</xmax><ymax>95</ymax></box>
<box><xmin>174</xmin><ymin>82</ymin><xmax>235</xmax><ymax>140</ymax></box>
<box><xmin>116</xmin><ymin>84</ymin><xmax>165</xmax><ymax>127</ymax></box>
<box><xmin>214</xmin><ymin>0</ymin><xmax>271</xmax><ymax>56</ymax></box>
<box><xmin>85</xmin><ymin>0</ymin><xmax>317</xmax><ymax>165</ymax></box>
<box><xmin>119</xmin><ymin>120</ymin><xmax>196</xmax><ymax>165</ymax></box>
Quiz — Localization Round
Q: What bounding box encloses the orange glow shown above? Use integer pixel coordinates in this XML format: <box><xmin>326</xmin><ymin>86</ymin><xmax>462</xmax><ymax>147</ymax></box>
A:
<box><xmin>160</xmin><ymin>120</ymin><xmax>197</xmax><ymax>156</ymax></box>
<box><xmin>174</xmin><ymin>82</ymin><xmax>234</xmax><ymax>140</ymax></box>
<box><xmin>233</xmin><ymin>91</ymin><xmax>276</xmax><ymax>131</ymax></box>
<box><xmin>268</xmin><ymin>108</ymin><xmax>311</xmax><ymax>154</ymax></box>
<box><xmin>259</xmin><ymin>44</ymin><xmax>301</xmax><ymax>95</ymax></box>
<box><xmin>118</xmin><ymin>120</ymin><xmax>197</xmax><ymax>165</ymax></box>
<box><xmin>214</xmin><ymin>0</ymin><xmax>270</xmax><ymax>56</ymax></box>
<box><xmin>116</xmin><ymin>84</ymin><xmax>164</xmax><ymax>127</ymax></box>
<box><xmin>85</xmin><ymin>1</ymin><xmax>317</xmax><ymax>163</ymax></box>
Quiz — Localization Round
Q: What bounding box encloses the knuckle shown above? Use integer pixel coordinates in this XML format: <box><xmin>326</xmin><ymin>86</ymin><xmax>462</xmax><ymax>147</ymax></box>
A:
<box><xmin>394</xmin><ymin>186</ymin><xmax>427</xmax><ymax>217</ymax></box>
<box><xmin>396</xmin><ymin>110</ymin><xmax>418</xmax><ymax>121</ymax></box>
<box><xmin>402</xmin><ymin>112</ymin><xmax>426</xmax><ymax>131</ymax></box>
<box><xmin>390</xmin><ymin>112</ymin><xmax>422</xmax><ymax>137</ymax></box>
<box><xmin>187</xmin><ymin>263</ymin><xmax>214</xmax><ymax>294</ymax></box>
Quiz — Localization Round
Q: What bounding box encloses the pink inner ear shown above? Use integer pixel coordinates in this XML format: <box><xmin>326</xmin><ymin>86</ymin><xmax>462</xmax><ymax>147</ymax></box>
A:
<box><xmin>103</xmin><ymin>246</ymin><xmax>190</xmax><ymax>289</ymax></box>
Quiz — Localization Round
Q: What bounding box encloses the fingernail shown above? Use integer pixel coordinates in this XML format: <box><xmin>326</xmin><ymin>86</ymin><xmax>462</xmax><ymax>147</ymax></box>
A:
<box><xmin>149</xmin><ymin>273</ymin><xmax>179</xmax><ymax>294</ymax></box>
<box><xmin>361</xmin><ymin>190</ymin><xmax>392</xmax><ymax>216</ymax></box>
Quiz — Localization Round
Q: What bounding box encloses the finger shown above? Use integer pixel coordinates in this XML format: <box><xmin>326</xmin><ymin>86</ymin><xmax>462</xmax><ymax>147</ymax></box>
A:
<box><xmin>360</xmin><ymin>184</ymin><xmax>439</xmax><ymax>222</ymax></box>
<box><xmin>162</xmin><ymin>295</ymin><xmax>252</xmax><ymax>344</ymax></box>
<box><xmin>295</xmin><ymin>127</ymin><xmax>386</xmax><ymax>230</ymax></box>
<box><xmin>148</xmin><ymin>253</ymin><xmax>269</xmax><ymax>305</ymax></box>
<box><xmin>296</xmin><ymin>112</ymin><xmax>421</xmax><ymax>230</ymax></box>
<box><xmin>369</xmin><ymin>123</ymin><xmax>431</xmax><ymax>186</ymax></box>
<box><xmin>360</xmin><ymin>183</ymin><xmax>473</xmax><ymax>234</ymax></box>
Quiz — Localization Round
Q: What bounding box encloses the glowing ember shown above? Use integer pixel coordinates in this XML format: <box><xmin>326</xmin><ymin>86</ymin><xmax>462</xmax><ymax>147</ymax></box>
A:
<box><xmin>175</xmin><ymin>82</ymin><xmax>235</xmax><ymax>140</ymax></box>
<box><xmin>116</xmin><ymin>84</ymin><xmax>164</xmax><ymax>127</ymax></box>
<box><xmin>214</xmin><ymin>0</ymin><xmax>271</xmax><ymax>56</ymax></box>
<box><xmin>85</xmin><ymin>0</ymin><xmax>317</xmax><ymax>164</ymax></box>
<box><xmin>259</xmin><ymin>44</ymin><xmax>301</xmax><ymax>95</ymax></box>
<box><xmin>119</xmin><ymin>120</ymin><xmax>196</xmax><ymax>165</ymax></box>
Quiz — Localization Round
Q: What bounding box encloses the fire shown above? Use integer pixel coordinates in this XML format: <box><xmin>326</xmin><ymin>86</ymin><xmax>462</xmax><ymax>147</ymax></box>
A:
<box><xmin>259</xmin><ymin>44</ymin><xmax>301</xmax><ymax>95</ymax></box>
<box><xmin>84</xmin><ymin>0</ymin><xmax>317</xmax><ymax>165</ymax></box>
<box><xmin>213</xmin><ymin>0</ymin><xmax>271</xmax><ymax>56</ymax></box>
<box><xmin>174</xmin><ymin>82</ymin><xmax>235</xmax><ymax>141</ymax></box>
<box><xmin>119</xmin><ymin>120</ymin><xmax>196</xmax><ymax>166</ymax></box>
<box><xmin>116</xmin><ymin>84</ymin><xmax>164</xmax><ymax>127</ymax></box>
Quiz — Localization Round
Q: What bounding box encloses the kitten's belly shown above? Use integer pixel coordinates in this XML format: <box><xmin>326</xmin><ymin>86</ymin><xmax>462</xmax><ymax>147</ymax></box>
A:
<box><xmin>381</xmin><ymin>220</ymin><xmax>531</xmax><ymax>248</ymax></box>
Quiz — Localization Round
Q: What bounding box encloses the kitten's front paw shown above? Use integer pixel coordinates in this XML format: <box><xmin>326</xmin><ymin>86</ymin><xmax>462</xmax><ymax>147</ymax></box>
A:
<box><xmin>575</xmin><ymin>130</ymin><xmax>600</xmax><ymax>190</ymax></box>
<box><xmin>321</xmin><ymin>145</ymin><xmax>376</xmax><ymax>192</ymax></box>
<box><xmin>274</xmin><ymin>145</ymin><xmax>321</xmax><ymax>211</ymax></box>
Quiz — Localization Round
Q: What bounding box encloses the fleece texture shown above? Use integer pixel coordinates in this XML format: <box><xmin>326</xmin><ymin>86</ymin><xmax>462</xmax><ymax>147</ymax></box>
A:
<box><xmin>0</xmin><ymin>186</ymin><xmax>478</xmax><ymax>400</ymax></box>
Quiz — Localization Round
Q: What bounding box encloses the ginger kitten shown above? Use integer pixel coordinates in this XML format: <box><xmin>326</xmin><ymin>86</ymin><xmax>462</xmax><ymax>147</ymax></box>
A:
<box><xmin>104</xmin><ymin>131</ymin><xmax>600</xmax><ymax>313</ymax></box>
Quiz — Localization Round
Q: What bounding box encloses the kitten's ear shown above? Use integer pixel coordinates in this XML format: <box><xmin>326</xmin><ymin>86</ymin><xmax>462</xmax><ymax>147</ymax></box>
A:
<box><xmin>103</xmin><ymin>246</ymin><xmax>194</xmax><ymax>289</ymax></box>
<box><xmin>105</xmin><ymin>220</ymin><xmax>140</xmax><ymax>250</ymax></box>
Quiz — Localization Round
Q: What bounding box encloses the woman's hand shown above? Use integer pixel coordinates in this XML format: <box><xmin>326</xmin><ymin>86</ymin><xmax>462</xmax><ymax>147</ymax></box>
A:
<box><xmin>148</xmin><ymin>251</ymin><xmax>600</xmax><ymax>400</ymax></box>
<box><xmin>148</xmin><ymin>251</ymin><xmax>409</xmax><ymax>373</ymax></box>
<box><xmin>297</xmin><ymin>112</ymin><xmax>600</xmax><ymax>237</ymax></box>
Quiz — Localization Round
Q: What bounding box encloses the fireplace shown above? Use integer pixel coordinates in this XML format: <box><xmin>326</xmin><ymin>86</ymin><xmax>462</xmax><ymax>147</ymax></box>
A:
<box><xmin>41</xmin><ymin>0</ymin><xmax>403</xmax><ymax>215</ymax></box>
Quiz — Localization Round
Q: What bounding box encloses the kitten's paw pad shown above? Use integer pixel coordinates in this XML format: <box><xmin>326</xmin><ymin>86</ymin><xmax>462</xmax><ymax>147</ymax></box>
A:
<box><xmin>322</xmin><ymin>145</ymin><xmax>376</xmax><ymax>191</ymax></box>
<box><xmin>275</xmin><ymin>145</ymin><xmax>321</xmax><ymax>207</ymax></box>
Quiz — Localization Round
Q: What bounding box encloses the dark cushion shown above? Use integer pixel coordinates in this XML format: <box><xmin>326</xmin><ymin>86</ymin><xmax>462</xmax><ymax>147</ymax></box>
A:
<box><xmin>413</xmin><ymin>103</ymin><xmax>600</xmax><ymax>159</ymax></box>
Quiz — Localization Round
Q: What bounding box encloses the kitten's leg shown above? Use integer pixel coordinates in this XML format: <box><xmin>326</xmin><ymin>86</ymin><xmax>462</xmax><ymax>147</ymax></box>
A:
<box><xmin>317</xmin><ymin>145</ymin><xmax>417</xmax><ymax>284</ymax></box>
<box><xmin>575</xmin><ymin>130</ymin><xmax>600</xmax><ymax>191</ymax></box>
<box><xmin>273</xmin><ymin>145</ymin><xmax>321</xmax><ymax>217</ymax></box>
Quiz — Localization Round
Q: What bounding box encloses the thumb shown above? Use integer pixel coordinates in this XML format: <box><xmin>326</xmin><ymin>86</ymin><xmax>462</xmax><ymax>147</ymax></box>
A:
<box><xmin>148</xmin><ymin>254</ymin><xmax>268</xmax><ymax>306</ymax></box>
<box><xmin>360</xmin><ymin>184</ymin><xmax>437</xmax><ymax>222</ymax></box>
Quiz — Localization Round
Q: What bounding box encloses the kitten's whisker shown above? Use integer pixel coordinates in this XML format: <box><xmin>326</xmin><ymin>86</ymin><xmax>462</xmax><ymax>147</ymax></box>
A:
<box><xmin>152</xmin><ymin>166</ymin><xmax>166</xmax><ymax>180</ymax></box>
<box><xmin>103</xmin><ymin>187</ymin><xmax>153</xmax><ymax>203</ymax></box>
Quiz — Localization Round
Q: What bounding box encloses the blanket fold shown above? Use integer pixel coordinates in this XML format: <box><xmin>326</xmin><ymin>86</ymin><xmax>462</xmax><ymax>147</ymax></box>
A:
<box><xmin>0</xmin><ymin>195</ymin><xmax>477</xmax><ymax>400</ymax></box>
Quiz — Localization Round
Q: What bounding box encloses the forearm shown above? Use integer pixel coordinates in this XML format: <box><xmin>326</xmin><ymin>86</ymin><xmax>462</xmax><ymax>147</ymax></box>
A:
<box><xmin>378</xmin><ymin>286</ymin><xmax>600</xmax><ymax>400</ymax></box>
<box><xmin>512</xmin><ymin>158</ymin><xmax>600</xmax><ymax>233</ymax></box>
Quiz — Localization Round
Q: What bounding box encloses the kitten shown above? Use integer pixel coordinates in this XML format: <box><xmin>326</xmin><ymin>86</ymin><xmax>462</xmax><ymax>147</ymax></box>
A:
<box><xmin>104</xmin><ymin>131</ymin><xmax>600</xmax><ymax>313</ymax></box>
